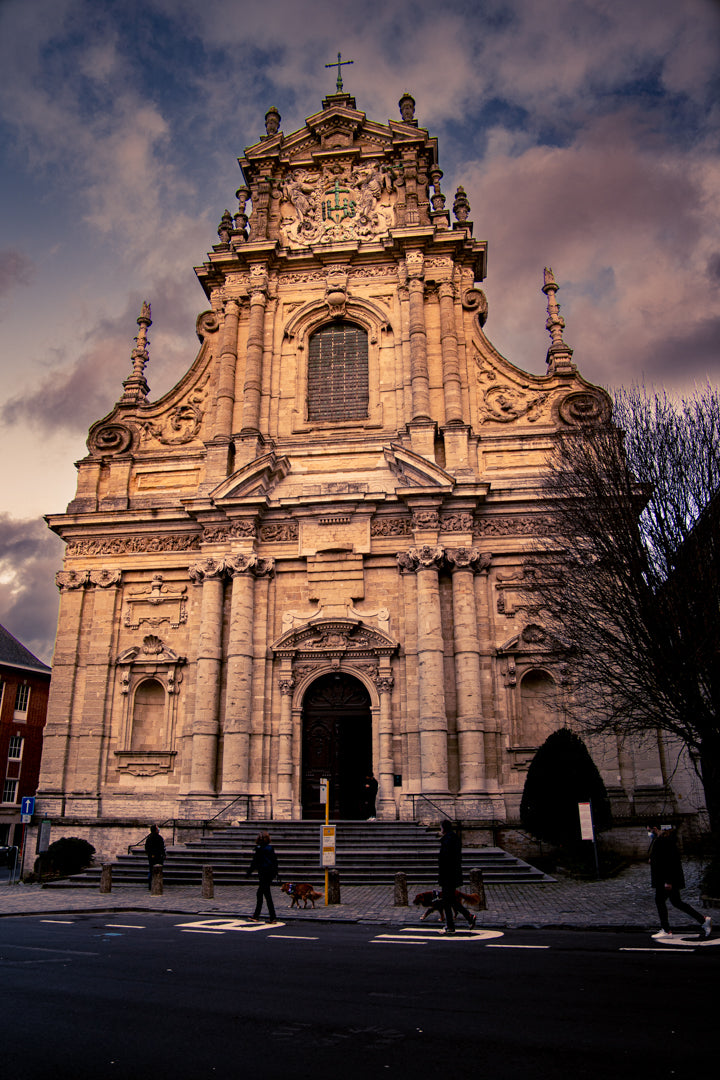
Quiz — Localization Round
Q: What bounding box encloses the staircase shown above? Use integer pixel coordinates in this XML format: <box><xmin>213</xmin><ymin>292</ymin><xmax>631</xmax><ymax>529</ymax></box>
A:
<box><xmin>66</xmin><ymin>821</ymin><xmax>552</xmax><ymax>888</ymax></box>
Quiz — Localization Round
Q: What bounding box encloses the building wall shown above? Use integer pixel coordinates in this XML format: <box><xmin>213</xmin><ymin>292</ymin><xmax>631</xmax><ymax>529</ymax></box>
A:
<box><xmin>0</xmin><ymin>665</ymin><xmax>50</xmax><ymax>846</ymax></box>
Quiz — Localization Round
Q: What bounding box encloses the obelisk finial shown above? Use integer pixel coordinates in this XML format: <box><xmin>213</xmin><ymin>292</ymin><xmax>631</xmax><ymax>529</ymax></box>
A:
<box><xmin>119</xmin><ymin>301</ymin><xmax>152</xmax><ymax>403</ymax></box>
<box><xmin>542</xmin><ymin>269</ymin><xmax>576</xmax><ymax>376</ymax></box>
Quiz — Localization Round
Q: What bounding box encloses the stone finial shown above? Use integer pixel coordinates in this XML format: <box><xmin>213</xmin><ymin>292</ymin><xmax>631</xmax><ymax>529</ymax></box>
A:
<box><xmin>399</xmin><ymin>92</ymin><xmax>416</xmax><ymax>123</ymax></box>
<box><xmin>217</xmin><ymin>209</ymin><xmax>233</xmax><ymax>245</ymax></box>
<box><xmin>234</xmin><ymin>186</ymin><xmax>250</xmax><ymax>237</ymax></box>
<box><xmin>264</xmin><ymin>106</ymin><xmax>281</xmax><ymax>136</ymax></box>
<box><xmin>119</xmin><ymin>301</ymin><xmax>152</xmax><ymax>403</ymax></box>
<box><xmin>452</xmin><ymin>186</ymin><xmax>470</xmax><ymax>223</ymax></box>
<box><xmin>541</xmin><ymin>268</ymin><xmax>576</xmax><ymax>376</ymax></box>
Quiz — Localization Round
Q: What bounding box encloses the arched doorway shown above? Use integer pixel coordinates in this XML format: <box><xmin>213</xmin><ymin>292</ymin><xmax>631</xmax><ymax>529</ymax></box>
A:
<box><xmin>301</xmin><ymin>672</ymin><xmax>372</xmax><ymax>819</ymax></box>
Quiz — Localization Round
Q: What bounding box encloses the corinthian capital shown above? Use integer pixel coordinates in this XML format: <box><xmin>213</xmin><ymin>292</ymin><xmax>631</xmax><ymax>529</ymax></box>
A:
<box><xmin>396</xmin><ymin>545</ymin><xmax>445</xmax><ymax>574</ymax></box>
<box><xmin>445</xmin><ymin>547</ymin><xmax>492</xmax><ymax>573</ymax></box>
<box><xmin>56</xmin><ymin>570</ymin><xmax>89</xmax><ymax>591</ymax></box>
<box><xmin>89</xmin><ymin>568</ymin><xmax>122</xmax><ymax>588</ymax></box>
<box><xmin>188</xmin><ymin>557</ymin><xmax>227</xmax><ymax>582</ymax></box>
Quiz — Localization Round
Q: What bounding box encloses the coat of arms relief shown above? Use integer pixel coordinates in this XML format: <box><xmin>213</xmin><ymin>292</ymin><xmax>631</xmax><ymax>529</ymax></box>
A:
<box><xmin>279</xmin><ymin>163</ymin><xmax>396</xmax><ymax>249</ymax></box>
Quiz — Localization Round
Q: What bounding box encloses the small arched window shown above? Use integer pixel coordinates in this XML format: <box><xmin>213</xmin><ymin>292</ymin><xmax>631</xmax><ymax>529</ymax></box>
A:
<box><xmin>307</xmin><ymin>321</ymin><xmax>369</xmax><ymax>422</ymax></box>
<box><xmin>131</xmin><ymin>679</ymin><xmax>165</xmax><ymax>751</ymax></box>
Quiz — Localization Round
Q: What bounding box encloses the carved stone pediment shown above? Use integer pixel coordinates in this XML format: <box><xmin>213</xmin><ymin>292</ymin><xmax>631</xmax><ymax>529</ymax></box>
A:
<box><xmin>384</xmin><ymin>445</ymin><xmax>454</xmax><ymax>492</ymax></box>
<box><xmin>210</xmin><ymin>452</ymin><xmax>291</xmax><ymax>501</ymax></box>
<box><xmin>272</xmin><ymin>617</ymin><xmax>398</xmax><ymax>661</ymax></box>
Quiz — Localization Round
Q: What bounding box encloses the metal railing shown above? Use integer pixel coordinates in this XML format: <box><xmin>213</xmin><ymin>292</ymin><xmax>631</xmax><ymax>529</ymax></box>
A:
<box><xmin>410</xmin><ymin>794</ymin><xmax>455</xmax><ymax>822</ymax></box>
<box><xmin>202</xmin><ymin>793</ymin><xmax>273</xmax><ymax>835</ymax></box>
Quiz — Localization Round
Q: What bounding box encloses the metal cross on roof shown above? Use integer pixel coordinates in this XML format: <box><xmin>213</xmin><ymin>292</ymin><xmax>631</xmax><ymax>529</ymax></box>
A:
<box><xmin>325</xmin><ymin>52</ymin><xmax>354</xmax><ymax>93</ymax></box>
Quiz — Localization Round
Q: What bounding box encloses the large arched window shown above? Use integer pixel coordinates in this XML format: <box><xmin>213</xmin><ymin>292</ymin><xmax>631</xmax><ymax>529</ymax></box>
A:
<box><xmin>307</xmin><ymin>321</ymin><xmax>369</xmax><ymax>422</ymax></box>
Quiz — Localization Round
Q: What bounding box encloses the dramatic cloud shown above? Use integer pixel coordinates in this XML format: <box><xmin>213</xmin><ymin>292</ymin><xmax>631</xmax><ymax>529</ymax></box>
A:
<box><xmin>0</xmin><ymin>514</ymin><xmax>64</xmax><ymax>664</ymax></box>
<box><xmin>0</xmin><ymin>0</ymin><xmax>718</xmax><ymax>659</ymax></box>
<box><xmin>0</xmin><ymin>250</ymin><xmax>35</xmax><ymax>299</ymax></box>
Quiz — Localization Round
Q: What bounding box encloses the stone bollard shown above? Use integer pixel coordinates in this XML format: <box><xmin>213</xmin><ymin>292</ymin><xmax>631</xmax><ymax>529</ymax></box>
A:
<box><xmin>394</xmin><ymin>871</ymin><xmax>408</xmax><ymax>906</ymax></box>
<box><xmin>151</xmin><ymin>864</ymin><xmax>164</xmax><ymax>896</ymax></box>
<box><xmin>202</xmin><ymin>865</ymin><xmax>214</xmax><ymax>899</ymax></box>
<box><xmin>327</xmin><ymin>869</ymin><xmax>341</xmax><ymax>905</ymax></box>
<box><xmin>99</xmin><ymin>864</ymin><xmax>112</xmax><ymax>894</ymax></box>
<box><xmin>469</xmin><ymin>868</ymin><xmax>487</xmax><ymax>910</ymax></box>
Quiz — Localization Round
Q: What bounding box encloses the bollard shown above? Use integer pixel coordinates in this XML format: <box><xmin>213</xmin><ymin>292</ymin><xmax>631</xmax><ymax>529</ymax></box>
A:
<box><xmin>394</xmin><ymin>870</ymin><xmax>408</xmax><ymax>906</ymax></box>
<box><xmin>469</xmin><ymin>868</ymin><xmax>487</xmax><ymax>910</ymax></box>
<box><xmin>327</xmin><ymin>869</ymin><xmax>341</xmax><ymax>905</ymax></box>
<box><xmin>202</xmin><ymin>864</ymin><xmax>214</xmax><ymax>899</ymax></box>
<box><xmin>151</xmin><ymin>864</ymin><xmax>164</xmax><ymax>896</ymax></box>
<box><xmin>99</xmin><ymin>864</ymin><xmax>112</xmax><ymax>894</ymax></box>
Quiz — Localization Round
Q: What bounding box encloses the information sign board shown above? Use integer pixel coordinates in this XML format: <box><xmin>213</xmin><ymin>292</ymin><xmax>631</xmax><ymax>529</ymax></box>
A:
<box><xmin>320</xmin><ymin>824</ymin><xmax>336</xmax><ymax>868</ymax></box>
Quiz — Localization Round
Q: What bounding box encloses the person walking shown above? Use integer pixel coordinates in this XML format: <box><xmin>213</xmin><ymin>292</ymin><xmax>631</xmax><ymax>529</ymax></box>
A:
<box><xmin>438</xmin><ymin>819</ymin><xmax>475</xmax><ymax>933</ymax></box>
<box><xmin>648</xmin><ymin>824</ymin><xmax>711</xmax><ymax>940</ymax></box>
<box><xmin>248</xmin><ymin>831</ymin><xmax>279</xmax><ymax>923</ymax></box>
<box><xmin>144</xmin><ymin>824</ymin><xmax>165</xmax><ymax>890</ymax></box>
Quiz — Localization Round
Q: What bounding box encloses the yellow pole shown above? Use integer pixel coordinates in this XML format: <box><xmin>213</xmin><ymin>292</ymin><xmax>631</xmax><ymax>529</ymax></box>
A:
<box><xmin>324</xmin><ymin>780</ymin><xmax>330</xmax><ymax>905</ymax></box>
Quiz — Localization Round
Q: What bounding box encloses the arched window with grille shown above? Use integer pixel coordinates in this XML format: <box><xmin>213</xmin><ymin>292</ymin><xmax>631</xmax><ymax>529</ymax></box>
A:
<box><xmin>307</xmin><ymin>321</ymin><xmax>369</xmax><ymax>422</ymax></box>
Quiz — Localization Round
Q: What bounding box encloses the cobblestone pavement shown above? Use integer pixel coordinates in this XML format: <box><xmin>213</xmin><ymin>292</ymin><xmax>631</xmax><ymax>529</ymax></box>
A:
<box><xmin>0</xmin><ymin>861</ymin><xmax>713</xmax><ymax>931</ymax></box>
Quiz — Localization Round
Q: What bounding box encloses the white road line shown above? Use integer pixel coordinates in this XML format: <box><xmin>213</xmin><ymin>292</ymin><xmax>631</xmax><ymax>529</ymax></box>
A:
<box><xmin>106</xmin><ymin>924</ymin><xmax>146</xmax><ymax>929</ymax></box>
<box><xmin>620</xmin><ymin>947</ymin><xmax>692</xmax><ymax>953</ymax></box>
<box><xmin>486</xmin><ymin>944</ymin><xmax>551</xmax><ymax>950</ymax></box>
<box><xmin>371</xmin><ymin>938</ymin><xmax>427</xmax><ymax>945</ymax></box>
<box><xmin>40</xmin><ymin>919</ymin><xmax>75</xmax><ymax>924</ymax></box>
<box><xmin>268</xmin><ymin>934</ymin><xmax>319</xmax><ymax>941</ymax></box>
<box><xmin>179</xmin><ymin>929</ymin><xmax>226</xmax><ymax>935</ymax></box>
<box><xmin>376</xmin><ymin>933</ymin><xmax>437</xmax><ymax>941</ymax></box>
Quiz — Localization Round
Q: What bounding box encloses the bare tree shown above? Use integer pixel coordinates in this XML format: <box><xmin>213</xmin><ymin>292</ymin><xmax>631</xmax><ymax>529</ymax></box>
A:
<box><xmin>535</xmin><ymin>385</ymin><xmax>720</xmax><ymax>834</ymax></box>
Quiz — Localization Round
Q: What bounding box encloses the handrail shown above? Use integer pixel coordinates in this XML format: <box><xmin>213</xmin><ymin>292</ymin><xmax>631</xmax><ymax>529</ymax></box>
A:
<box><xmin>202</xmin><ymin>793</ymin><xmax>273</xmax><ymax>835</ymax></box>
<box><xmin>410</xmin><ymin>794</ymin><xmax>455</xmax><ymax>822</ymax></box>
<box><xmin>127</xmin><ymin>818</ymin><xmax>176</xmax><ymax>854</ymax></box>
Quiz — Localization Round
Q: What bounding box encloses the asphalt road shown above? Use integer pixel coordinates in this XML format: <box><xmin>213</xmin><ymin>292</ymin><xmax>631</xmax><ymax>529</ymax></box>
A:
<box><xmin>1</xmin><ymin>913</ymin><xmax>715</xmax><ymax>1079</ymax></box>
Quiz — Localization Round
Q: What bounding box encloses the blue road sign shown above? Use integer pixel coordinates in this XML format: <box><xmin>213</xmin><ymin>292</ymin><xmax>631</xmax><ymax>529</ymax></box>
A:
<box><xmin>21</xmin><ymin>796</ymin><xmax>35</xmax><ymax>817</ymax></box>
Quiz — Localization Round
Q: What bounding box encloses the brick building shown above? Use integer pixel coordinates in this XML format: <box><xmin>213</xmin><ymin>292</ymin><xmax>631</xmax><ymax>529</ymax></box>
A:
<box><xmin>0</xmin><ymin>624</ymin><xmax>51</xmax><ymax>847</ymax></box>
<box><xmin>35</xmin><ymin>85</ymin><xmax>702</xmax><ymax>858</ymax></box>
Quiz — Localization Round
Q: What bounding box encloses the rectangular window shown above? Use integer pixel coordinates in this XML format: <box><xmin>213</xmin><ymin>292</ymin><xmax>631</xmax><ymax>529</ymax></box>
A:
<box><xmin>14</xmin><ymin>683</ymin><xmax>30</xmax><ymax>720</ymax></box>
<box><xmin>308</xmin><ymin>322</ymin><xmax>369</xmax><ymax>422</ymax></box>
<box><xmin>2</xmin><ymin>779</ymin><xmax>18</xmax><ymax>804</ymax></box>
<box><xmin>8</xmin><ymin>736</ymin><xmax>23</xmax><ymax>760</ymax></box>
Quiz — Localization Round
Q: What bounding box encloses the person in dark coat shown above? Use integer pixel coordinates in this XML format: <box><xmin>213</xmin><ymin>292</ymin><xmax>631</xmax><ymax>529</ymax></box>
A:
<box><xmin>437</xmin><ymin>819</ymin><xmax>475</xmax><ymax>934</ymax></box>
<box><xmin>144</xmin><ymin>825</ymin><xmax>165</xmax><ymax>890</ymax></box>
<box><xmin>648</xmin><ymin>824</ymin><xmax>711</xmax><ymax>940</ymax></box>
<box><xmin>248</xmin><ymin>831</ymin><xmax>279</xmax><ymax>922</ymax></box>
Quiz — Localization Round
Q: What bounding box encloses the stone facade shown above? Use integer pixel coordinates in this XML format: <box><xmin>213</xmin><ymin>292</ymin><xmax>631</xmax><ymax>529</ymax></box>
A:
<box><xmin>36</xmin><ymin>89</ymin><xmax>702</xmax><ymax>852</ymax></box>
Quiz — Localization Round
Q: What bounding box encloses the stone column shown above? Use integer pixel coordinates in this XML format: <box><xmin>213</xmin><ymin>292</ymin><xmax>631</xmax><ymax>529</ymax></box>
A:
<box><xmin>276</xmin><ymin>671</ymin><xmax>295</xmax><ymax>818</ymax></box>
<box><xmin>376</xmin><ymin>673</ymin><xmax>395</xmax><ymax>816</ymax></box>
<box><xmin>37</xmin><ymin>571</ymin><xmax>88</xmax><ymax>809</ymax></box>
<box><xmin>446</xmin><ymin>548</ymin><xmax>491</xmax><ymax>793</ymax></box>
<box><xmin>240</xmin><ymin>267</ymin><xmax>268</xmax><ymax>433</ymax></box>
<box><xmin>222</xmin><ymin>555</ymin><xmax>274</xmax><ymax>794</ymax></box>
<box><xmin>213</xmin><ymin>299</ymin><xmax>241</xmax><ymax>440</ymax></box>
<box><xmin>188</xmin><ymin>557</ymin><xmax>227</xmax><ymax>794</ymax></box>
<box><xmin>83</xmin><ymin>570</ymin><xmax>123</xmax><ymax>797</ymax></box>
<box><xmin>438</xmin><ymin>282</ymin><xmax>463</xmax><ymax>424</ymax></box>
<box><xmin>406</xmin><ymin>252</ymin><xmax>431</xmax><ymax>420</ymax></box>
<box><xmin>398</xmin><ymin>546</ymin><xmax>448</xmax><ymax>793</ymax></box>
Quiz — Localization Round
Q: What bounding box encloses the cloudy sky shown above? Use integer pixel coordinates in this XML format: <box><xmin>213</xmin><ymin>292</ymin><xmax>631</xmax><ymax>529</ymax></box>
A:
<box><xmin>1</xmin><ymin>0</ymin><xmax>719</xmax><ymax>663</ymax></box>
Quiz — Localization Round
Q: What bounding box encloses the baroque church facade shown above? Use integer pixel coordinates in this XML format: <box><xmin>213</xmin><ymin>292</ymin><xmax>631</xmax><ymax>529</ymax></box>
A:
<box><xmin>36</xmin><ymin>85</ymin><xmax>699</xmax><ymax>854</ymax></box>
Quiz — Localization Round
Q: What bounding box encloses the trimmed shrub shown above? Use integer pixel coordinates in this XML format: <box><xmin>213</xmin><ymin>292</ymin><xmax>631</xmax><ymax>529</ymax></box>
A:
<box><xmin>34</xmin><ymin>837</ymin><xmax>96</xmax><ymax>879</ymax></box>
<box><xmin>520</xmin><ymin>728</ymin><xmax>612</xmax><ymax>847</ymax></box>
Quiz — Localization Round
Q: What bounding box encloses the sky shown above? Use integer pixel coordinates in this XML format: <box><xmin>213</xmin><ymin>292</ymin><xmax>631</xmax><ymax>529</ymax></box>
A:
<box><xmin>1</xmin><ymin>0</ymin><xmax>719</xmax><ymax>664</ymax></box>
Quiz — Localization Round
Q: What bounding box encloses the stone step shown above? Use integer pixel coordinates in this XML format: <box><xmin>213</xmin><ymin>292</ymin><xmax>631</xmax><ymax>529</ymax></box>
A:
<box><xmin>60</xmin><ymin>820</ymin><xmax>552</xmax><ymax>888</ymax></box>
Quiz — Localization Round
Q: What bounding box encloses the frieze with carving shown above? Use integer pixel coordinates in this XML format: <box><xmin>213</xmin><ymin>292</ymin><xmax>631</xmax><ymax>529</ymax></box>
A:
<box><xmin>260</xmin><ymin>521</ymin><xmax>299</xmax><ymax>543</ymax></box>
<box><xmin>473</xmin><ymin>516</ymin><xmax>553</xmax><ymax>538</ymax></box>
<box><xmin>273</xmin><ymin>618</ymin><xmax>398</xmax><ymax>661</ymax></box>
<box><xmin>371</xmin><ymin>516</ymin><xmax>412</xmax><ymax>538</ymax></box>
<box><xmin>412</xmin><ymin>509</ymin><xmax>440</xmax><ymax>531</ymax></box>
<box><xmin>440</xmin><ymin>512</ymin><xmax>475</xmax><ymax>533</ymax></box>
<box><xmin>67</xmin><ymin>534</ymin><xmax>201</xmax><ymax>556</ymax></box>
<box><xmin>203</xmin><ymin>521</ymin><xmax>256</xmax><ymax>543</ymax></box>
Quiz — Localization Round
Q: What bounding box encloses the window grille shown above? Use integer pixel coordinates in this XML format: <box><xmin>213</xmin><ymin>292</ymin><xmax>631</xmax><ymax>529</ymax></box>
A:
<box><xmin>307</xmin><ymin>321</ymin><xmax>369</xmax><ymax>422</ymax></box>
<box><xmin>8</xmin><ymin>736</ymin><xmax>23</xmax><ymax>760</ymax></box>
<box><xmin>15</xmin><ymin>684</ymin><xmax>30</xmax><ymax>712</ymax></box>
<box><xmin>2</xmin><ymin>779</ymin><xmax>18</xmax><ymax>804</ymax></box>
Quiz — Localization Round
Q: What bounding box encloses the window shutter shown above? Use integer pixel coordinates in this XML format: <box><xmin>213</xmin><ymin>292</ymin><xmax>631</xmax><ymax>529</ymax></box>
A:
<box><xmin>307</xmin><ymin>322</ymin><xmax>369</xmax><ymax>422</ymax></box>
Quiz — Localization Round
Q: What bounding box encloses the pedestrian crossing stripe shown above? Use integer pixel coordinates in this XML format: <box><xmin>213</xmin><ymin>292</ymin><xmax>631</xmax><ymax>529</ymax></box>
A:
<box><xmin>176</xmin><ymin>918</ymin><xmax>286</xmax><ymax>933</ymax></box>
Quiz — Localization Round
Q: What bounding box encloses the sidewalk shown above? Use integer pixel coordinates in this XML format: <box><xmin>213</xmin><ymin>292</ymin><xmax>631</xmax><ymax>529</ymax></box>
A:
<box><xmin>0</xmin><ymin>861</ymin><xmax>712</xmax><ymax>930</ymax></box>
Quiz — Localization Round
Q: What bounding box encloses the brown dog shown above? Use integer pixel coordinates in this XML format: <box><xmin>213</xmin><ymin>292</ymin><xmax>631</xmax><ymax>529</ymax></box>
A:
<box><xmin>280</xmin><ymin>882</ymin><xmax>322</xmax><ymax>909</ymax></box>
<box><xmin>413</xmin><ymin>889</ymin><xmax>482</xmax><ymax>922</ymax></box>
